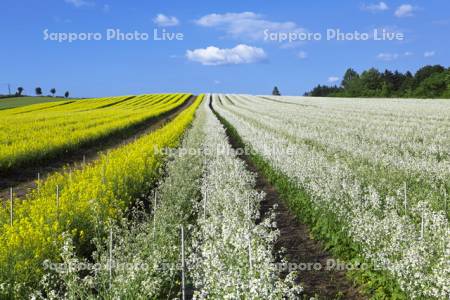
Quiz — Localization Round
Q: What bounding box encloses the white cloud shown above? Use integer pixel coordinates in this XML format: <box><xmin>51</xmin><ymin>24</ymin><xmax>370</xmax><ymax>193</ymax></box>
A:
<box><xmin>195</xmin><ymin>12</ymin><xmax>306</xmax><ymax>41</ymax></box>
<box><xmin>64</xmin><ymin>0</ymin><xmax>93</xmax><ymax>8</ymax></box>
<box><xmin>362</xmin><ymin>2</ymin><xmax>389</xmax><ymax>12</ymax></box>
<box><xmin>102</xmin><ymin>4</ymin><xmax>110</xmax><ymax>13</ymax></box>
<box><xmin>328</xmin><ymin>76</ymin><xmax>340</xmax><ymax>83</ymax></box>
<box><xmin>214</xmin><ymin>80</ymin><xmax>221</xmax><ymax>85</ymax></box>
<box><xmin>377</xmin><ymin>52</ymin><xmax>400</xmax><ymax>61</ymax></box>
<box><xmin>186</xmin><ymin>44</ymin><xmax>267</xmax><ymax>66</ymax></box>
<box><xmin>395</xmin><ymin>4</ymin><xmax>415</xmax><ymax>17</ymax></box>
<box><xmin>297</xmin><ymin>51</ymin><xmax>307</xmax><ymax>59</ymax></box>
<box><xmin>404</xmin><ymin>51</ymin><xmax>413</xmax><ymax>56</ymax></box>
<box><xmin>153</xmin><ymin>14</ymin><xmax>180</xmax><ymax>27</ymax></box>
<box><xmin>424</xmin><ymin>51</ymin><xmax>436</xmax><ymax>57</ymax></box>
<box><xmin>195</xmin><ymin>12</ymin><xmax>259</xmax><ymax>27</ymax></box>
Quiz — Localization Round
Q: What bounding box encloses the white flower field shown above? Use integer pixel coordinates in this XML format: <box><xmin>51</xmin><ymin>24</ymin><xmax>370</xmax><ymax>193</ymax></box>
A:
<box><xmin>2</xmin><ymin>94</ymin><xmax>449</xmax><ymax>299</ymax></box>
<box><xmin>213</xmin><ymin>94</ymin><xmax>450</xmax><ymax>299</ymax></box>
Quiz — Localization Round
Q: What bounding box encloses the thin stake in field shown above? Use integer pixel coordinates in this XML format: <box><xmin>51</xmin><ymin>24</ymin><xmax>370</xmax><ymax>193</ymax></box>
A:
<box><xmin>180</xmin><ymin>225</ymin><xmax>186</xmax><ymax>300</ymax></box>
<box><xmin>420</xmin><ymin>210</ymin><xmax>425</xmax><ymax>240</ymax></box>
<box><xmin>37</xmin><ymin>172</ymin><xmax>40</xmax><ymax>194</ymax></box>
<box><xmin>203</xmin><ymin>188</ymin><xmax>208</xmax><ymax>220</ymax></box>
<box><xmin>403</xmin><ymin>182</ymin><xmax>408</xmax><ymax>214</ymax></box>
<box><xmin>109</xmin><ymin>226</ymin><xmax>113</xmax><ymax>290</ymax></box>
<box><xmin>153</xmin><ymin>191</ymin><xmax>157</xmax><ymax>240</ymax></box>
<box><xmin>443</xmin><ymin>186</ymin><xmax>448</xmax><ymax>215</ymax></box>
<box><xmin>56</xmin><ymin>185</ymin><xmax>60</xmax><ymax>221</ymax></box>
<box><xmin>246</xmin><ymin>194</ymin><xmax>253</xmax><ymax>273</ymax></box>
<box><xmin>10</xmin><ymin>187</ymin><xmax>13</xmax><ymax>226</ymax></box>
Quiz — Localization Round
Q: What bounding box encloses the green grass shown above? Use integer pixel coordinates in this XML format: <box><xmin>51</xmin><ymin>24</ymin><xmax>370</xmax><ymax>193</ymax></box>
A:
<box><xmin>0</xmin><ymin>96</ymin><xmax>72</xmax><ymax>110</ymax></box>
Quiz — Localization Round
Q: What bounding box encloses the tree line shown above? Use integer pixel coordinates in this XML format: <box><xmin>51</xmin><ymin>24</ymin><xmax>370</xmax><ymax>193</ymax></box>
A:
<box><xmin>14</xmin><ymin>87</ymin><xmax>70</xmax><ymax>98</ymax></box>
<box><xmin>305</xmin><ymin>65</ymin><xmax>450</xmax><ymax>98</ymax></box>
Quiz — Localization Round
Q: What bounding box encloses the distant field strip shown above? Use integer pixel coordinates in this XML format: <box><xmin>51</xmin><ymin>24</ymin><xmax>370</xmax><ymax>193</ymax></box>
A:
<box><xmin>0</xmin><ymin>94</ymin><xmax>191</xmax><ymax>173</ymax></box>
<box><xmin>0</xmin><ymin>97</ymin><xmax>71</xmax><ymax>111</ymax></box>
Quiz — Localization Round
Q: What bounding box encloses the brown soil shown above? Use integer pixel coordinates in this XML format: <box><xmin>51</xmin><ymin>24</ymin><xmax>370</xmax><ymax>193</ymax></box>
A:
<box><xmin>0</xmin><ymin>95</ymin><xmax>196</xmax><ymax>202</ymax></box>
<box><xmin>211</xmin><ymin>99</ymin><xmax>366</xmax><ymax>300</ymax></box>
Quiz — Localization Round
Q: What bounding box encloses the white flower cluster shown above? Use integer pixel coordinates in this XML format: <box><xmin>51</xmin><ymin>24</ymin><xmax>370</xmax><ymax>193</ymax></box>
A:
<box><xmin>213</xmin><ymin>94</ymin><xmax>450</xmax><ymax>299</ymax></box>
<box><xmin>222</xmin><ymin>94</ymin><xmax>450</xmax><ymax>213</ymax></box>
<box><xmin>34</xmin><ymin>99</ymin><xmax>302</xmax><ymax>299</ymax></box>
<box><xmin>188</xmin><ymin>100</ymin><xmax>302</xmax><ymax>299</ymax></box>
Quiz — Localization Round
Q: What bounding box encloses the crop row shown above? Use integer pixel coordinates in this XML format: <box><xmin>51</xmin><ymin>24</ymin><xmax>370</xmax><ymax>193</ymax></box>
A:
<box><xmin>188</xmin><ymin>99</ymin><xmax>300</xmax><ymax>298</ymax></box>
<box><xmin>27</xmin><ymin>97</ymin><xmax>301</xmax><ymax>299</ymax></box>
<box><xmin>0</xmin><ymin>95</ymin><xmax>203</xmax><ymax>298</ymax></box>
<box><xmin>214</xmin><ymin>94</ymin><xmax>450</xmax><ymax>299</ymax></box>
<box><xmin>0</xmin><ymin>93</ymin><xmax>190</xmax><ymax>173</ymax></box>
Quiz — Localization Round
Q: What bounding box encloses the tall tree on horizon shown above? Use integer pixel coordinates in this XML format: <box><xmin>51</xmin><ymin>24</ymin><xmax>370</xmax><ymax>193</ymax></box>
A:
<box><xmin>272</xmin><ymin>86</ymin><xmax>281</xmax><ymax>96</ymax></box>
<box><xmin>17</xmin><ymin>87</ymin><xmax>24</xmax><ymax>96</ymax></box>
<box><xmin>35</xmin><ymin>87</ymin><xmax>42</xmax><ymax>96</ymax></box>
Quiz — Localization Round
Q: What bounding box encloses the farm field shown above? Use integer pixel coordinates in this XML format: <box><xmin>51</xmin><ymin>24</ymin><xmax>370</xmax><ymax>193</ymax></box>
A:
<box><xmin>0</xmin><ymin>97</ymin><xmax>72</xmax><ymax>111</ymax></box>
<box><xmin>0</xmin><ymin>93</ymin><xmax>449</xmax><ymax>299</ymax></box>
<box><xmin>0</xmin><ymin>94</ymin><xmax>203</xmax><ymax>298</ymax></box>
<box><xmin>213</xmin><ymin>94</ymin><xmax>450</xmax><ymax>299</ymax></box>
<box><xmin>0</xmin><ymin>93</ymin><xmax>191</xmax><ymax>174</ymax></box>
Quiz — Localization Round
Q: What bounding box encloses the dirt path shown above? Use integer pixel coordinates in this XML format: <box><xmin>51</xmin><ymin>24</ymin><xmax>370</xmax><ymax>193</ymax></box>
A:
<box><xmin>0</xmin><ymin>96</ymin><xmax>196</xmax><ymax>201</ymax></box>
<box><xmin>211</xmin><ymin>99</ymin><xmax>366</xmax><ymax>300</ymax></box>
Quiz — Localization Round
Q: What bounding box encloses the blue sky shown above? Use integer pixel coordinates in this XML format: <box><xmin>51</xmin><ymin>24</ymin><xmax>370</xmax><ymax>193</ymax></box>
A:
<box><xmin>0</xmin><ymin>0</ymin><xmax>449</xmax><ymax>97</ymax></box>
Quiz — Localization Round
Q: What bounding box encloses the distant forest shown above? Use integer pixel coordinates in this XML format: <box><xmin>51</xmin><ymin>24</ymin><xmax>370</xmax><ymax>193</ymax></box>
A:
<box><xmin>305</xmin><ymin>65</ymin><xmax>450</xmax><ymax>98</ymax></box>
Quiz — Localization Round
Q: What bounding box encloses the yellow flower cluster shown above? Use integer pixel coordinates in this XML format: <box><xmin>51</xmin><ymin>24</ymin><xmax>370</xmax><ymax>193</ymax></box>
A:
<box><xmin>0</xmin><ymin>94</ymin><xmax>190</xmax><ymax>173</ymax></box>
<box><xmin>0</xmin><ymin>95</ymin><xmax>204</xmax><ymax>296</ymax></box>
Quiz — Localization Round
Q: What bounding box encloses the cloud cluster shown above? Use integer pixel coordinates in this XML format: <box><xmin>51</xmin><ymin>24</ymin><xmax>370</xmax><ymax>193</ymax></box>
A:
<box><xmin>153</xmin><ymin>14</ymin><xmax>180</xmax><ymax>27</ymax></box>
<box><xmin>195</xmin><ymin>12</ymin><xmax>305</xmax><ymax>41</ymax></box>
<box><xmin>361</xmin><ymin>2</ymin><xmax>418</xmax><ymax>18</ymax></box>
<box><xmin>424</xmin><ymin>51</ymin><xmax>436</xmax><ymax>57</ymax></box>
<box><xmin>328</xmin><ymin>76</ymin><xmax>340</xmax><ymax>83</ymax></box>
<box><xmin>395</xmin><ymin>4</ymin><xmax>415</xmax><ymax>17</ymax></box>
<box><xmin>376</xmin><ymin>51</ymin><xmax>435</xmax><ymax>61</ymax></box>
<box><xmin>186</xmin><ymin>44</ymin><xmax>267</xmax><ymax>66</ymax></box>
<box><xmin>64</xmin><ymin>0</ymin><xmax>93</xmax><ymax>8</ymax></box>
<box><xmin>362</xmin><ymin>2</ymin><xmax>389</xmax><ymax>12</ymax></box>
<box><xmin>377</xmin><ymin>52</ymin><xmax>400</xmax><ymax>61</ymax></box>
<box><xmin>297</xmin><ymin>51</ymin><xmax>308</xmax><ymax>59</ymax></box>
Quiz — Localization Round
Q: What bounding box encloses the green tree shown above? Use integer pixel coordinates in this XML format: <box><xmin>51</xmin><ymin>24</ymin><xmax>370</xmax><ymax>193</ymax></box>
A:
<box><xmin>64</xmin><ymin>91</ymin><xmax>70</xmax><ymax>98</ymax></box>
<box><xmin>341</xmin><ymin>68</ymin><xmax>359</xmax><ymax>89</ymax></box>
<box><xmin>414</xmin><ymin>65</ymin><xmax>445</xmax><ymax>88</ymax></box>
<box><xmin>35</xmin><ymin>87</ymin><xmax>43</xmax><ymax>96</ymax></box>
<box><xmin>16</xmin><ymin>87</ymin><xmax>24</xmax><ymax>96</ymax></box>
<box><xmin>272</xmin><ymin>86</ymin><xmax>281</xmax><ymax>96</ymax></box>
<box><xmin>380</xmin><ymin>82</ymin><xmax>391</xmax><ymax>97</ymax></box>
<box><xmin>50</xmin><ymin>88</ymin><xmax>56</xmax><ymax>97</ymax></box>
<box><xmin>414</xmin><ymin>72</ymin><xmax>448</xmax><ymax>98</ymax></box>
<box><xmin>360</xmin><ymin>68</ymin><xmax>382</xmax><ymax>96</ymax></box>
